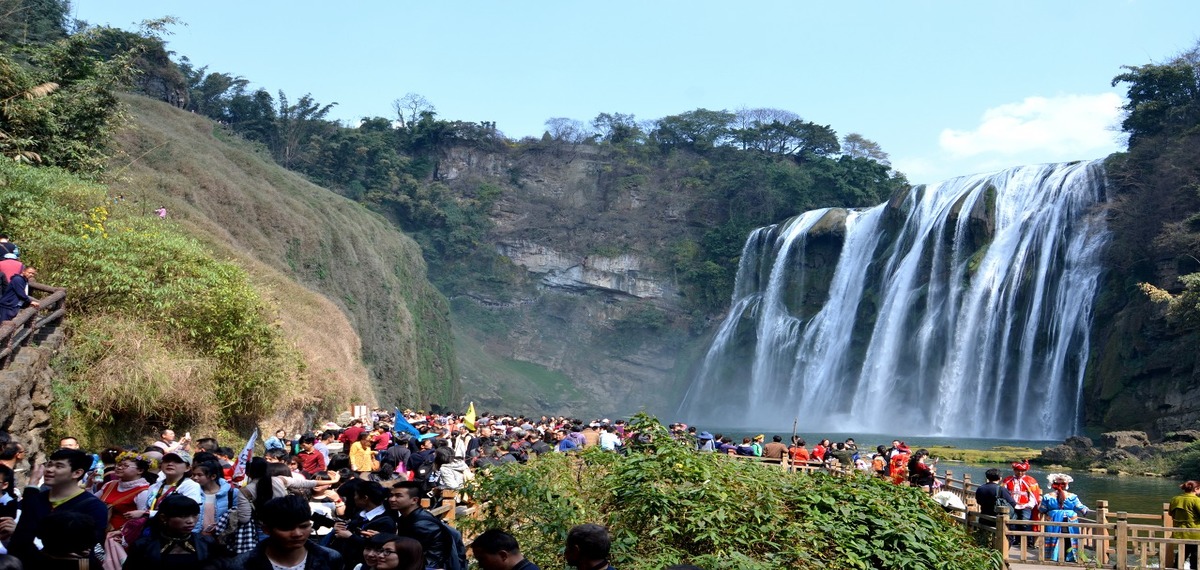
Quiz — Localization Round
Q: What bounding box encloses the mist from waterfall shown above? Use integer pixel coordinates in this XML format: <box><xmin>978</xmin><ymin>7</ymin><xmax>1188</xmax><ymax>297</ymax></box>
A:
<box><xmin>677</xmin><ymin>161</ymin><xmax>1109</xmax><ymax>439</ymax></box>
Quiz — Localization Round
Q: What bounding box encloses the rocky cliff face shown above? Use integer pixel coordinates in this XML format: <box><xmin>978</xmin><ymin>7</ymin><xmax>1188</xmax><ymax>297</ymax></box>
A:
<box><xmin>436</xmin><ymin>145</ymin><xmax>701</xmax><ymax>417</ymax></box>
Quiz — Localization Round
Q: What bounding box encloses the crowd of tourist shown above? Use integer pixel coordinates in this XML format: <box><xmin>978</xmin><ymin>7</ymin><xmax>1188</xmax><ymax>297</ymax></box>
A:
<box><xmin>0</xmin><ymin>235</ymin><xmax>39</xmax><ymax>325</ymax></box>
<box><xmin>0</xmin><ymin>403</ymin><xmax>1187</xmax><ymax>568</ymax></box>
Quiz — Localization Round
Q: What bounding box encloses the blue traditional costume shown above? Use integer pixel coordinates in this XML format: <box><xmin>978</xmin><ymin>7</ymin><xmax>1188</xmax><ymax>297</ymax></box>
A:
<box><xmin>1039</xmin><ymin>473</ymin><xmax>1089</xmax><ymax>562</ymax></box>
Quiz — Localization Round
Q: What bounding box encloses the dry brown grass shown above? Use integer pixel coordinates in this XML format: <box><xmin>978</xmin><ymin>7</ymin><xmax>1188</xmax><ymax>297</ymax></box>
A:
<box><xmin>95</xmin><ymin>95</ymin><xmax>459</xmax><ymax>429</ymax></box>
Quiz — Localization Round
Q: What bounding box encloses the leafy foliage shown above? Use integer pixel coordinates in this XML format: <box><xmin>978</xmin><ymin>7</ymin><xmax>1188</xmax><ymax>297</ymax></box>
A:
<box><xmin>463</xmin><ymin>414</ymin><xmax>1002</xmax><ymax>570</ymax></box>
<box><xmin>0</xmin><ymin>160</ymin><xmax>297</xmax><ymax>430</ymax></box>
<box><xmin>0</xmin><ymin>26</ymin><xmax>135</xmax><ymax>173</ymax></box>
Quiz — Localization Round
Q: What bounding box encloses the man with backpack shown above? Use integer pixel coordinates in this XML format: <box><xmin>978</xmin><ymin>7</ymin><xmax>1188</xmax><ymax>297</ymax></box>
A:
<box><xmin>975</xmin><ymin>468</ymin><xmax>1017</xmax><ymax>526</ymax></box>
<box><xmin>389</xmin><ymin>480</ymin><xmax>467</xmax><ymax>570</ymax></box>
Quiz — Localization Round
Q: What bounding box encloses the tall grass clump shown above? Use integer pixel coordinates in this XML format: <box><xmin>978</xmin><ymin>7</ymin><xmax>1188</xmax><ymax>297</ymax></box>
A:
<box><xmin>0</xmin><ymin>160</ymin><xmax>299</xmax><ymax>435</ymax></box>
<box><xmin>462</xmin><ymin>414</ymin><xmax>1004</xmax><ymax>570</ymax></box>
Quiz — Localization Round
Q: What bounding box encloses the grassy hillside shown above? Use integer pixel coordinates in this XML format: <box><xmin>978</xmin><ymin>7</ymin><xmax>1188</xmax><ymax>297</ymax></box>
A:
<box><xmin>106</xmin><ymin>95</ymin><xmax>457</xmax><ymax>409</ymax></box>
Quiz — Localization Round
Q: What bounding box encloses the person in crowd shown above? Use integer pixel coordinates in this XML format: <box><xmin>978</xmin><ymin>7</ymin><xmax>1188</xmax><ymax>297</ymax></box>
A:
<box><xmin>0</xmin><ymin>442</ymin><xmax>26</xmax><ymax>487</ymax></box>
<box><xmin>360</xmin><ymin>533</ymin><xmax>424</xmax><ymax>570</ymax></box>
<box><xmin>350</xmin><ymin>431</ymin><xmax>376</xmax><ymax>480</ymax></box>
<box><xmin>734</xmin><ymin>437</ymin><xmax>755</xmax><ymax>456</ymax></box>
<box><xmin>96</xmin><ymin>451</ymin><xmax>155</xmax><ymax>531</ymax></box>
<box><xmin>331</xmin><ymin>480</ymin><xmax>396</xmax><ymax>567</ymax></box>
<box><xmin>340</xmin><ymin>419</ymin><xmax>366</xmax><ymax>448</ymax></box>
<box><xmin>527</xmin><ymin>432</ymin><xmax>552</xmax><ymax>457</ymax></box>
<box><xmin>372</xmin><ymin>425</ymin><xmax>391</xmax><ymax>453</ymax></box>
<box><xmin>264</xmin><ymin>447</ymin><xmax>289</xmax><ymax>464</ymax></box>
<box><xmin>564</xmin><ymin>523</ymin><xmax>615</xmax><ymax>570</ymax></box>
<box><xmin>581</xmin><ymin>424</ymin><xmax>600</xmax><ymax>448</ymax></box>
<box><xmin>888</xmin><ymin>446</ymin><xmax>911</xmax><ymax>486</ymax></box>
<box><xmin>265</xmin><ymin>429</ymin><xmax>288</xmax><ymax>453</ymax></box>
<box><xmin>0</xmin><ymin>449</ymin><xmax>109</xmax><ymax>562</ymax></box>
<box><xmin>190</xmin><ymin>460</ymin><xmax>238</xmax><ymax>539</ymax></box>
<box><xmin>695</xmin><ymin>432</ymin><xmax>715</xmax><ymax>453</ymax></box>
<box><xmin>57</xmin><ymin>437</ymin><xmax>78</xmax><ymax>450</ymax></box>
<box><xmin>974</xmin><ymin>468</ymin><xmax>1017</xmax><ymax>525</ymax></box>
<box><xmin>830</xmin><ymin>442</ymin><xmax>855</xmax><ymax>470</ymax></box>
<box><xmin>153</xmin><ymin>429</ymin><xmax>189</xmax><ymax>455</ymax></box>
<box><xmin>750</xmin><ymin>434</ymin><xmax>765</xmax><ymax>457</ymax></box>
<box><xmin>1170</xmin><ymin>480</ymin><xmax>1200</xmax><ymax>569</ymax></box>
<box><xmin>598</xmin><ymin>425</ymin><xmax>621</xmax><ymax>452</ymax></box>
<box><xmin>472</xmin><ymin>528</ymin><xmax>541</xmax><ymax>570</ymax></box>
<box><xmin>389</xmin><ymin>481</ymin><xmax>454</xmax><ymax>570</ymax></box>
<box><xmin>1003</xmin><ymin>460</ymin><xmax>1042</xmax><ymax>548</ymax></box>
<box><xmin>297</xmin><ymin>434</ymin><xmax>328</xmax><ymax>478</ymax></box>
<box><xmin>906</xmin><ymin>449</ymin><xmax>937</xmax><ymax>492</ymax></box>
<box><xmin>315</xmin><ymin>431</ymin><xmax>335</xmax><ymax>466</ymax></box>
<box><xmin>761</xmin><ymin>435</ymin><xmax>787</xmax><ymax>461</ymax></box>
<box><xmin>0</xmin><ymin>465</ymin><xmax>18</xmax><ymax>519</ymax></box>
<box><xmin>0</xmin><ymin>265</ymin><xmax>38</xmax><ymax>322</ymax></box>
<box><xmin>554</xmin><ymin>430</ymin><xmax>578</xmax><ymax>453</ymax></box>
<box><xmin>812</xmin><ymin>438</ymin><xmax>831</xmax><ymax>463</ymax></box>
<box><xmin>233</xmin><ymin>495</ymin><xmax>343</xmax><ymax>570</ymax></box>
<box><xmin>0</xmin><ymin>235</ymin><xmax>18</xmax><ymax>258</ymax></box>
<box><xmin>29</xmin><ymin>510</ymin><xmax>103</xmax><ymax>569</ymax></box>
<box><xmin>1039</xmin><ymin>473</ymin><xmax>1089</xmax><ymax>562</ymax></box>
<box><xmin>870</xmin><ymin>445</ymin><xmax>888</xmax><ymax>477</ymax></box>
<box><xmin>123</xmin><ymin>494</ymin><xmax>230</xmax><ymax>569</ymax></box>
<box><xmin>434</xmin><ymin>446</ymin><xmax>472</xmax><ymax>492</ymax></box>
<box><xmin>243</xmin><ymin>460</ymin><xmax>338</xmax><ymax>535</ymax></box>
<box><xmin>787</xmin><ymin>437</ymin><xmax>809</xmax><ymax>465</ymax></box>
<box><xmin>136</xmin><ymin>452</ymin><xmax>203</xmax><ymax>519</ymax></box>
<box><xmin>0</xmin><ymin>253</ymin><xmax>21</xmax><ymax>282</ymax></box>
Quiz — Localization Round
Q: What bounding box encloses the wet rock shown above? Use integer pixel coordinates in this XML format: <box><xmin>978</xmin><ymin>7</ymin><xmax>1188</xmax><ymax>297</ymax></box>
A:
<box><xmin>1098</xmin><ymin>448</ymin><xmax>1136</xmax><ymax>463</ymax></box>
<box><xmin>1039</xmin><ymin>445</ymin><xmax>1077</xmax><ymax>464</ymax></box>
<box><xmin>1065</xmin><ymin>436</ymin><xmax>1094</xmax><ymax>449</ymax></box>
<box><xmin>1100</xmin><ymin>431</ymin><xmax>1151</xmax><ymax>450</ymax></box>
<box><xmin>1164</xmin><ymin>430</ymin><xmax>1200</xmax><ymax>443</ymax></box>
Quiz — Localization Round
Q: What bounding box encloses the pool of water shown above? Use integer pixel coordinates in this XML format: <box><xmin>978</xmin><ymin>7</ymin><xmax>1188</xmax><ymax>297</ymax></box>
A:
<box><xmin>707</xmin><ymin>428</ymin><xmax>1182</xmax><ymax>516</ymax></box>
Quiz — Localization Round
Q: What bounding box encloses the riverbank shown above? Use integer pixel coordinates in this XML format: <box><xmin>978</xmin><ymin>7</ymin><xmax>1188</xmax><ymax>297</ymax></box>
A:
<box><xmin>1035</xmin><ymin>430</ymin><xmax>1200</xmax><ymax>478</ymax></box>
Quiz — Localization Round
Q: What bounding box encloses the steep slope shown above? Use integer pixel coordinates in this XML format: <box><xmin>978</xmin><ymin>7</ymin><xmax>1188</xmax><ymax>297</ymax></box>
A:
<box><xmin>108</xmin><ymin>95</ymin><xmax>457</xmax><ymax>408</ymax></box>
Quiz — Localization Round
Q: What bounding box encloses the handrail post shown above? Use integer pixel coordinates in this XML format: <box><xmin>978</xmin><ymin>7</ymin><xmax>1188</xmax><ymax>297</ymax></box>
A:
<box><xmin>1115</xmin><ymin>511</ymin><xmax>1128</xmax><ymax>569</ymax></box>
<box><xmin>1095</xmin><ymin>499</ymin><xmax>1110</xmax><ymax>566</ymax></box>
<box><xmin>962</xmin><ymin>472</ymin><xmax>971</xmax><ymax>492</ymax></box>
<box><xmin>995</xmin><ymin>505</ymin><xmax>1010</xmax><ymax>552</ymax></box>
<box><xmin>442</xmin><ymin>489</ymin><xmax>456</xmax><ymax>525</ymax></box>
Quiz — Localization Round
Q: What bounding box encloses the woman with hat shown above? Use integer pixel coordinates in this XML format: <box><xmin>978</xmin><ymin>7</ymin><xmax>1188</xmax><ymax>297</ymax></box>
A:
<box><xmin>1039</xmin><ymin>473</ymin><xmax>1089</xmax><ymax>562</ymax></box>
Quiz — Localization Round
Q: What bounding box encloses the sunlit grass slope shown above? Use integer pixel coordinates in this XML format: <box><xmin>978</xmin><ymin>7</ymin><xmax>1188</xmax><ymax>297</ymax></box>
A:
<box><xmin>107</xmin><ymin>95</ymin><xmax>457</xmax><ymax>409</ymax></box>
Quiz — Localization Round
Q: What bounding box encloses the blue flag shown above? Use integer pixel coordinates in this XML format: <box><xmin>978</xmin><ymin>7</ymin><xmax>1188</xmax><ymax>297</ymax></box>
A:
<box><xmin>394</xmin><ymin>408</ymin><xmax>421</xmax><ymax>437</ymax></box>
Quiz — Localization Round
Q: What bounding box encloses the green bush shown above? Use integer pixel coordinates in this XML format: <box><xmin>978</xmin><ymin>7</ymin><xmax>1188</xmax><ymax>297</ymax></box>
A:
<box><xmin>0</xmin><ymin>160</ymin><xmax>294</xmax><ymax>428</ymax></box>
<box><xmin>462</xmin><ymin>414</ymin><xmax>1003</xmax><ymax>570</ymax></box>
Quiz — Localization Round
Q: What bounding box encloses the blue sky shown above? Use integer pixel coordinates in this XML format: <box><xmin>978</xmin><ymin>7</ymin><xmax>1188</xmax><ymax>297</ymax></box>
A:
<box><xmin>74</xmin><ymin>1</ymin><xmax>1200</xmax><ymax>185</ymax></box>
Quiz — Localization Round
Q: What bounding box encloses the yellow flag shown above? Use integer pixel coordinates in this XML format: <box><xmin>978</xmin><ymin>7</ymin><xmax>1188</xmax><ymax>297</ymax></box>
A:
<box><xmin>464</xmin><ymin>401</ymin><xmax>476</xmax><ymax>431</ymax></box>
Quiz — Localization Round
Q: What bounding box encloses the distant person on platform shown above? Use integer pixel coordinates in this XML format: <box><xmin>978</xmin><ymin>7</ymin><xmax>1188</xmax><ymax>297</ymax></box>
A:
<box><xmin>974</xmin><ymin>468</ymin><xmax>1017</xmax><ymax>524</ymax></box>
<box><xmin>0</xmin><ymin>235</ymin><xmax>17</xmax><ymax>257</ymax></box>
<box><xmin>1003</xmin><ymin>460</ymin><xmax>1042</xmax><ymax>548</ymax></box>
<box><xmin>0</xmin><ymin>252</ymin><xmax>22</xmax><ymax>281</ymax></box>
<box><xmin>155</xmin><ymin>206</ymin><xmax>168</xmax><ymax>219</ymax></box>
<box><xmin>0</xmin><ymin>265</ymin><xmax>38</xmax><ymax>322</ymax></box>
<box><xmin>762</xmin><ymin>435</ymin><xmax>788</xmax><ymax>461</ymax></box>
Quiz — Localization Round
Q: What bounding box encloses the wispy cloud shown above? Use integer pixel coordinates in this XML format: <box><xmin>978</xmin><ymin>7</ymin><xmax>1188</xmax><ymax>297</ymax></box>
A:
<box><xmin>939</xmin><ymin>93</ymin><xmax>1124</xmax><ymax>158</ymax></box>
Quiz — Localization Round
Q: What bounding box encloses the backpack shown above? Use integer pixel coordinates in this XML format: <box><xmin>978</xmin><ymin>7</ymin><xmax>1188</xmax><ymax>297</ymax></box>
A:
<box><xmin>433</xmin><ymin>515</ymin><xmax>468</xmax><ymax>570</ymax></box>
<box><xmin>414</xmin><ymin>461</ymin><xmax>437</xmax><ymax>494</ymax></box>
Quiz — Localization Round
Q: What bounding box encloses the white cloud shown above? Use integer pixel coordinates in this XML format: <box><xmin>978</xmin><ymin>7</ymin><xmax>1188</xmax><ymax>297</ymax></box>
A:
<box><xmin>939</xmin><ymin>93</ymin><xmax>1124</xmax><ymax>158</ymax></box>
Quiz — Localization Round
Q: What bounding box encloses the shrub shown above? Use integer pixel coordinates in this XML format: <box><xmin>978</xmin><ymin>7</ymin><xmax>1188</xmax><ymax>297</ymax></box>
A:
<box><xmin>462</xmin><ymin>414</ymin><xmax>1003</xmax><ymax>570</ymax></box>
<box><xmin>0</xmin><ymin>160</ymin><xmax>296</xmax><ymax>430</ymax></box>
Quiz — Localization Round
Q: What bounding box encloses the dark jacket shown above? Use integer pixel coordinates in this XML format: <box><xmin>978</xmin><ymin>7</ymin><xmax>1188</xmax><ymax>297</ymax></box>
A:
<box><xmin>0</xmin><ymin>273</ymin><xmax>31</xmax><ymax>311</ymax></box>
<box><xmin>330</xmin><ymin>507</ymin><xmax>397</xmax><ymax>567</ymax></box>
<box><xmin>230</xmin><ymin>540</ymin><xmax>343</xmax><ymax>570</ymax></box>
<box><xmin>8</xmin><ymin>487</ymin><xmax>109</xmax><ymax>563</ymax></box>
<box><xmin>123</xmin><ymin>531</ymin><xmax>228</xmax><ymax>570</ymax></box>
<box><xmin>395</xmin><ymin>507</ymin><xmax>450</xmax><ymax>570</ymax></box>
<box><xmin>976</xmin><ymin>481</ymin><xmax>1018</xmax><ymax>518</ymax></box>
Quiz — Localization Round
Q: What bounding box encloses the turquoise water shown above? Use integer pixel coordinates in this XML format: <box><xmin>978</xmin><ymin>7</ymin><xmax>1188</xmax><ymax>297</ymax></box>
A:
<box><xmin>708</xmin><ymin>429</ymin><xmax>1181</xmax><ymax>516</ymax></box>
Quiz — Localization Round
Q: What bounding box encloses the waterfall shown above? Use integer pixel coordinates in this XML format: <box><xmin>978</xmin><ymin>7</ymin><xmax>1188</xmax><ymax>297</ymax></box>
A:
<box><xmin>678</xmin><ymin>161</ymin><xmax>1109</xmax><ymax>439</ymax></box>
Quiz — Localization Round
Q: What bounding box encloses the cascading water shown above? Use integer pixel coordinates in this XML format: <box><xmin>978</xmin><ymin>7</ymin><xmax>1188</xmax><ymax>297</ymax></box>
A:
<box><xmin>677</xmin><ymin>161</ymin><xmax>1109</xmax><ymax>439</ymax></box>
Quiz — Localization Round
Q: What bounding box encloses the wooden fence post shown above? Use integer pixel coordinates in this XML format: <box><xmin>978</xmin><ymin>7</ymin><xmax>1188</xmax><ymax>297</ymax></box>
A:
<box><xmin>1095</xmin><ymin>499</ymin><xmax>1110</xmax><ymax>566</ymax></box>
<box><xmin>442</xmin><ymin>489</ymin><xmax>457</xmax><ymax>525</ymax></box>
<box><xmin>1114</xmin><ymin>511</ymin><xmax>1128</xmax><ymax>569</ymax></box>
<box><xmin>995</xmin><ymin>505</ymin><xmax>1010</xmax><ymax>552</ymax></box>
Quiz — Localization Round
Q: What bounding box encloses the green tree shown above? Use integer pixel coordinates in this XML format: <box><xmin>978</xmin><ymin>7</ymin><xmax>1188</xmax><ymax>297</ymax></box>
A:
<box><xmin>841</xmin><ymin>132</ymin><xmax>890</xmax><ymax>165</ymax></box>
<box><xmin>651</xmin><ymin>108</ymin><xmax>735</xmax><ymax>150</ymax></box>
<box><xmin>0</xmin><ymin>0</ymin><xmax>68</xmax><ymax>46</ymax></box>
<box><xmin>1112</xmin><ymin>56</ymin><xmax>1200</xmax><ymax>145</ymax></box>
<box><xmin>273</xmin><ymin>90</ymin><xmax>336</xmax><ymax>168</ymax></box>
<box><xmin>591</xmin><ymin>112</ymin><xmax>642</xmax><ymax>145</ymax></box>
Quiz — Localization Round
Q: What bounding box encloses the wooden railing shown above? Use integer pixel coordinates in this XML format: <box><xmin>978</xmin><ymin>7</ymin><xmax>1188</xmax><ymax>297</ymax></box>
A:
<box><xmin>721</xmin><ymin>454</ymin><xmax>1200</xmax><ymax>569</ymax></box>
<box><xmin>0</xmin><ymin>282</ymin><xmax>67</xmax><ymax>369</ymax></box>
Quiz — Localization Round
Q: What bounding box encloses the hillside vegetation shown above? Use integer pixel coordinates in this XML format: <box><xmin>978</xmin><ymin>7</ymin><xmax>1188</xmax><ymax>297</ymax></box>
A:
<box><xmin>108</xmin><ymin>95</ymin><xmax>457</xmax><ymax>408</ymax></box>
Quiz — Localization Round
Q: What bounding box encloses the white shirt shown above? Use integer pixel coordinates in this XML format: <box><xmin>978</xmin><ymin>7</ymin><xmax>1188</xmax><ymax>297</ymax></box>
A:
<box><xmin>599</xmin><ymin>431</ymin><xmax>620</xmax><ymax>451</ymax></box>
